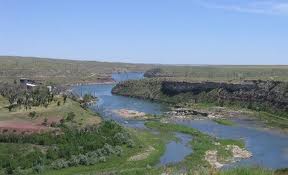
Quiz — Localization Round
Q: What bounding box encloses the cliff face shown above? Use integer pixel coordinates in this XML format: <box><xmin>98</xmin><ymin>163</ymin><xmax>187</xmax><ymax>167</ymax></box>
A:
<box><xmin>161</xmin><ymin>80</ymin><xmax>288</xmax><ymax>113</ymax></box>
<box><xmin>112</xmin><ymin>79</ymin><xmax>288</xmax><ymax>115</ymax></box>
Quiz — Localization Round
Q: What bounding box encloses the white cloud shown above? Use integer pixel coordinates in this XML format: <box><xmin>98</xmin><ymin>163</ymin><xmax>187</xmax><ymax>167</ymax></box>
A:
<box><xmin>196</xmin><ymin>0</ymin><xmax>288</xmax><ymax>15</ymax></box>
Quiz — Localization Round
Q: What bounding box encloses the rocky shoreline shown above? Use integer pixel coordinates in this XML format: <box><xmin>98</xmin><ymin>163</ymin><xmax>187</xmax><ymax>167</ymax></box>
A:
<box><xmin>205</xmin><ymin>145</ymin><xmax>252</xmax><ymax>169</ymax></box>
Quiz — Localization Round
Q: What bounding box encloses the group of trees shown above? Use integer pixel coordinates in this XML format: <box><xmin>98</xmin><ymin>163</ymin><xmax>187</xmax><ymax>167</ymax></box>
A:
<box><xmin>0</xmin><ymin>83</ymin><xmax>54</xmax><ymax>112</ymax></box>
<box><xmin>0</xmin><ymin>121</ymin><xmax>134</xmax><ymax>174</ymax></box>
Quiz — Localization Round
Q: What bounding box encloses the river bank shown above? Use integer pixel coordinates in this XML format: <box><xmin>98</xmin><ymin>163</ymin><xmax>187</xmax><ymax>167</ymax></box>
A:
<box><xmin>112</xmin><ymin>78</ymin><xmax>288</xmax><ymax>129</ymax></box>
<box><xmin>70</xmin><ymin>72</ymin><xmax>288</xmax><ymax>174</ymax></box>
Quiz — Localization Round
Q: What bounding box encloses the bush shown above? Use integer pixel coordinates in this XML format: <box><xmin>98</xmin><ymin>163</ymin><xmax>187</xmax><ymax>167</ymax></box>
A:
<box><xmin>113</xmin><ymin>132</ymin><xmax>129</xmax><ymax>145</ymax></box>
<box><xmin>46</xmin><ymin>147</ymin><xmax>58</xmax><ymax>160</ymax></box>
<box><xmin>98</xmin><ymin>156</ymin><xmax>106</xmax><ymax>163</ymax></box>
<box><xmin>42</xmin><ymin>118</ymin><xmax>48</xmax><ymax>126</ymax></box>
<box><xmin>66</xmin><ymin>112</ymin><xmax>75</xmax><ymax>121</ymax></box>
<box><xmin>50</xmin><ymin>121</ymin><xmax>57</xmax><ymax>127</ymax></box>
<box><xmin>127</xmin><ymin>139</ymin><xmax>135</xmax><ymax>148</ymax></box>
<box><xmin>78</xmin><ymin>154</ymin><xmax>88</xmax><ymax>165</ymax></box>
<box><xmin>103</xmin><ymin>143</ymin><xmax>115</xmax><ymax>155</ymax></box>
<box><xmin>87</xmin><ymin>157</ymin><xmax>98</xmax><ymax>165</ymax></box>
<box><xmin>51</xmin><ymin>159</ymin><xmax>69</xmax><ymax>170</ymax></box>
<box><xmin>114</xmin><ymin>146</ymin><xmax>123</xmax><ymax>156</ymax></box>
<box><xmin>0</xmin><ymin>121</ymin><xmax>131</xmax><ymax>170</ymax></box>
<box><xmin>32</xmin><ymin>164</ymin><xmax>44</xmax><ymax>173</ymax></box>
<box><xmin>13</xmin><ymin>167</ymin><xmax>26</xmax><ymax>175</ymax></box>
<box><xmin>68</xmin><ymin>155</ymin><xmax>80</xmax><ymax>167</ymax></box>
<box><xmin>28</xmin><ymin>111</ymin><xmax>37</xmax><ymax>119</ymax></box>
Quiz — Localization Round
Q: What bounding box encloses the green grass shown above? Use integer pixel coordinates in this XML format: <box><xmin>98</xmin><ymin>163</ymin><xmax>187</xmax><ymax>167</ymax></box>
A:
<box><xmin>0</xmin><ymin>95</ymin><xmax>101</xmax><ymax>126</ymax></box>
<box><xmin>217</xmin><ymin>167</ymin><xmax>273</xmax><ymax>175</ymax></box>
<box><xmin>41</xmin><ymin>129</ymin><xmax>165</xmax><ymax>175</ymax></box>
<box><xmin>145</xmin><ymin>121</ymin><xmax>245</xmax><ymax>172</ymax></box>
<box><xmin>145</xmin><ymin>66</ymin><xmax>288</xmax><ymax>82</ymax></box>
<box><xmin>213</xmin><ymin>118</ymin><xmax>236</xmax><ymax>126</ymax></box>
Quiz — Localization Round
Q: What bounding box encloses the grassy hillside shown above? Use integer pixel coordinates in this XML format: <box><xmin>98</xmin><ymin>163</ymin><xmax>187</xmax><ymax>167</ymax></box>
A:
<box><xmin>1</xmin><ymin>56</ymin><xmax>287</xmax><ymax>84</ymax></box>
<box><xmin>0</xmin><ymin>95</ymin><xmax>101</xmax><ymax>128</ymax></box>
<box><xmin>0</xmin><ymin>56</ymin><xmax>154</xmax><ymax>84</ymax></box>
<box><xmin>144</xmin><ymin>65</ymin><xmax>288</xmax><ymax>82</ymax></box>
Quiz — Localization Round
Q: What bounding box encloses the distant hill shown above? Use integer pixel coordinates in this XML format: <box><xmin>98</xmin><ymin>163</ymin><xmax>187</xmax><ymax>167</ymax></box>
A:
<box><xmin>144</xmin><ymin>65</ymin><xmax>288</xmax><ymax>82</ymax></box>
<box><xmin>1</xmin><ymin>56</ymin><xmax>288</xmax><ymax>84</ymax></box>
<box><xmin>0</xmin><ymin>56</ymin><xmax>154</xmax><ymax>84</ymax></box>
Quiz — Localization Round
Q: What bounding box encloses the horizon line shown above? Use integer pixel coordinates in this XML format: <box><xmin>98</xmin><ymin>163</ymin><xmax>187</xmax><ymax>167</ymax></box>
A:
<box><xmin>0</xmin><ymin>55</ymin><xmax>287</xmax><ymax>66</ymax></box>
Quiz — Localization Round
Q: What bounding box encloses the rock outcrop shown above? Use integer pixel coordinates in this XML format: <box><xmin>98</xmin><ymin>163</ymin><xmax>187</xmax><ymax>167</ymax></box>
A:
<box><xmin>161</xmin><ymin>80</ymin><xmax>288</xmax><ymax>114</ymax></box>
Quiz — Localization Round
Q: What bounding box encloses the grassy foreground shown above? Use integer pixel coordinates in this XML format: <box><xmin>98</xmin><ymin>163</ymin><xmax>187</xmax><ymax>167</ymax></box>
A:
<box><xmin>42</xmin><ymin>121</ymin><xmax>277</xmax><ymax>175</ymax></box>
<box><xmin>41</xmin><ymin>129</ymin><xmax>166</xmax><ymax>175</ymax></box>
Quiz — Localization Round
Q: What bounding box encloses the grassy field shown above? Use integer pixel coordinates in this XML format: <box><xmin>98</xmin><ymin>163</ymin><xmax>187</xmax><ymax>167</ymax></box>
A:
<box><xmin>145</xmin><ymin>65</ymin><xmax>288</xmax><ymax>82</ymax></box>
<box><xmin>0</xmin><ymin>95</ymin><xmax>101</xmax><ymax>129</ymax></box>
<box><xmin>0</xmin><ymin>56</ymin><xmax>154</xmax><ymax>84</ymax></box>
<box><xmin>2</xmin><ymin>56</ymin><xmax>287</xmax><ymax>85</ymax></box>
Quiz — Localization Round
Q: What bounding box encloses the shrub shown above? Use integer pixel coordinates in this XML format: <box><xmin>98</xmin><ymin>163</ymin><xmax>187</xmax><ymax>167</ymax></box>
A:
<box><xmin>46</xmin><ymin>147</ymin><xmax>58</xmax><ymax>160</ymax></box>
<box><xmin>28</xmin><ymin>111</ymin><xmax>37</xmax><ymax>119</ymax></box>
<box><xmin>50</xmin><ymin>121</ymin><xmax>57</xmax><ymax>127</ymax></box>
<box><xmin>113</xmin><ymin>132</ymin><xmax>129</xmax><ymax>144</ymax></box>
<box><xmin>66</xmin><ymin>112</ymin><xmax>75</xmax><ymax>121</ymax></box>
<box><xmin>127</xmin><ymin>139</ymin><xmax>135</xmax><ymax>148</ymax></box>
<box><xmin>59</xmin><ymin>118</ymin><xmax>65</xmax><ymax>125</ymax></box>
<box><xmin>78</xmin><ymin>154</ymin><xmax>88</xmax><ymax>165</ymax></box>
<box><xmin>103</xmin><ymin>143</ymin><xmax>115</xmax><ymax>155</ymax></box>
<box><xmin>32</xmin><ymin>164</ymin><xmax>44</xmax><ymax>173</ymax></box>
<box><xmin>63</xmin><ymin>95</ymin><xmax>67</xmax><ymax>104</ymax></box>
<box><xmin>98</xmin><ymin>156</ymin><xmax>106</xmax><ymax>163</ymax></box>
<box><xmin>51</xmin><ymin>159</ymin><xmax>69</xmax><ymax>170</ymax></box>
<box><xmin>87</xmin><ymin>157</ymin><xmax>98</xmax><ymax>165</ymax></box>
<box><xmin>42</xmin><ymin>118</ymin><xmax>48</xmax><ymax>126</ymax></box>
<box><xmin>68</xmin><ymin>155</ymin><xmax>80</xmax><ymax>167</ymax></box>
<box><xmin>114</xmin><ymin>146</ymin><xmax>123</xmax><ymax>156</ymax></box>
<box><xmin>13</xmin><ymin>167</ymin><xmax>26</xmax><ymax>175</ymax></box>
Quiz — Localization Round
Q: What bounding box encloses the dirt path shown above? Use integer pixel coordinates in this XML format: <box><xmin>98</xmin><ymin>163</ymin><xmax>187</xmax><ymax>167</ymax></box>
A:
<box><xmin>128</xmin><ymin>146</ymin><xmax>155</xmax><ymax>161</ymax></box>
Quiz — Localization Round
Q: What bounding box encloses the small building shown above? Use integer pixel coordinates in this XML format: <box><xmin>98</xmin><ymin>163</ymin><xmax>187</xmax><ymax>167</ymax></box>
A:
<box><xmin>20</xmin><ymin>78</ymin><xmax>38</xmax><ymax>89</ymax></box>
<box><xmin>47</xmin><ymin>86</ymin><xmax>52</xmax><ymax>92</ymax></box>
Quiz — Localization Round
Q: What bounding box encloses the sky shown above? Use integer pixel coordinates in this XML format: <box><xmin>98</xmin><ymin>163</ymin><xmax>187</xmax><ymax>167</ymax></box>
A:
<box><xmin>0</xmin><ymin>0</ymin><xmax>287</xmax><ymax>64</ymax></box>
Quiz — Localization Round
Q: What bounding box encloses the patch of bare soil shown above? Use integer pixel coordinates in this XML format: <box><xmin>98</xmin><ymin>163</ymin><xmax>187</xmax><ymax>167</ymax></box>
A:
<box><xmin>205</xmin><ymin>150</ymin><xmax>224</xmax><ymax>169</ymax></box>
<box><xmin>226</xmin><ymin>145</ymin><xmax>252</xmax><ymax>159</ymax></box>
<box><xmin>128</xmin><ymin>146</ymin><xmax>155</xmax><ymax>161</ymax></box>
<box><xmin>205</xmin><ymin>145</ymin><xmax>252</xmax><ymax>169</ymax></box>
<box><xmin>0</xmin><ymin>120</ymin><xmax>52</xmax><ymax>134</ymax></box>
<box><xmin>112</xmin><ymin>109</ymin><xmax>146</xmax><ymax>119</ymax></box>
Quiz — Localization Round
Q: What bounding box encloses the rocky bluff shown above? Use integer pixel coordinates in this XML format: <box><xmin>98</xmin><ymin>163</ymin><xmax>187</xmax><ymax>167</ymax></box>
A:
<box><xmin>112</xmin><ymin>78</ymin><xmax>288</xmax><ymax>116</ymax></box>
<box><xmin>161</xmin><ymin>80</ymin><xmax>288</xmax><ymax>114</ymax></box>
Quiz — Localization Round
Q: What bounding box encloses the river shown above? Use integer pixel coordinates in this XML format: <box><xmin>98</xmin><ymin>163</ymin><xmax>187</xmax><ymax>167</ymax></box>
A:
<box><xmin>73</xmin><ymin>72</ymin><xmax>288</xmax><ymax>169</ymax></box>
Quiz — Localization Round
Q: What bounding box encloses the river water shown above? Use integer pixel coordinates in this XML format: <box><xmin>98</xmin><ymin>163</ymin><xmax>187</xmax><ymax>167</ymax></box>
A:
<box><xmin>73</xmin><ymin>72</ymin><xmax>288</xmax><ymax>169</ymax></box>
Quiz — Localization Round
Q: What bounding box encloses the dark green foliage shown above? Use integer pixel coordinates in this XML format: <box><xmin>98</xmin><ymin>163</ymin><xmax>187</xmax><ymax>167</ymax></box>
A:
<box><xmin>29</xmin><ymin>111</ymin><xmax>37</xmax><ymax>119</ymax></box>
<box><xmin>0</xmin><ymin>121</ymin><xmax>131</xmax><ymax>171</ymax></box>
<box><xmin>66</xmin><ymin>112</ymin><xmax>75</xmax><ymax>121</ymax></box>
<box><xmin>63</xmin><ymin>94</ymin><xmax>67</xmax><ymax>104</ymax></box>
